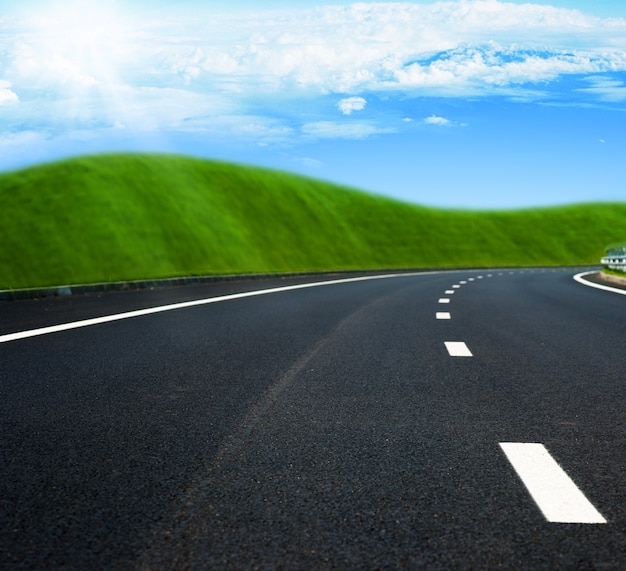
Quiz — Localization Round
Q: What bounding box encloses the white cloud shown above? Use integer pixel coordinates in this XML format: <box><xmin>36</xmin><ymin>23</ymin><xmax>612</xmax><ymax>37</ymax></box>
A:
<box><xmin>337</xmin><ymin>96</ymin><xmax>367</xmax><ymax>115</ymax></box>
<box><xmin>106</xmin><ymin>86</ymin><xmax>236</xmax><ymax>131</ymax></box>
<box><xmin>424</xmin><ymin>115</ymin><xmax>452</xmax><ymax>126</ymax></box>
<box><xmin>302</xmin><ymin>121</ymin><xmax>394</xmax><ymax>140</ymax></box>
<box><xmin>182</xmin><ymin>114</ymin><xmax>295</xmax><ymax>145</ymax></box>
<box><xmin>423</xmin><ymin>114</ymin><xmax>468</xmax><ymax>127</ymax></box>
<box><xmin>389</xmin><ymin>46</ymin><xmax>625</xmax><ymax>96</ymax></box>
<box><xmin>150</xmin><ymin>2</ymin><xmax>626</xmax><ymax>96</ymax></box>
<box><xmin>578</xmin><ymin>75</ymin><xmax>626</xmax><ymax>101</ymax></box>
<box><xmin>0</xmin><ymin>81</ymin><xmax>18</xmax><ymax>105</ymax></box>
<box><xmin>48</xmin><ymin>0</ymin><xmax>619</xmax><ymax>100</ymax></box>
<box><xmin>0</xmin><ymin>130</ymin><xmax>44</xmax><ymax>148</ymax></box>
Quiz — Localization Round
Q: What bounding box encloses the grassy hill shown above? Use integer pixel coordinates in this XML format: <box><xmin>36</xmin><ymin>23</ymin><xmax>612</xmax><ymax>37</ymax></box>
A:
<box><xmin>0</xmin><ymin>153</ymin><xmax>623</xmax><ymax>290</ymax></box>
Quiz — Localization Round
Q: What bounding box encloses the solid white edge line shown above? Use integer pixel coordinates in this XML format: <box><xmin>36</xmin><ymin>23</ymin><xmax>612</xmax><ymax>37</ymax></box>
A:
<box><xmin>444</xmin><ymin>341</ymin><xmax>472</xmax><ymax>357</ymax></box>
<box><xmin>573</xmin><ymin>271</ymin><xmax>626</xmax><ymax>296</ymax></box>
<box><xmin>499</xmin><ymin>442</ymin><xmax>606</xmax><ymax>524</ymax></box>
<box><xmin>1</xmin><ymin>272</ymin><xmax>430</xmax><ymax>344</ymax></box>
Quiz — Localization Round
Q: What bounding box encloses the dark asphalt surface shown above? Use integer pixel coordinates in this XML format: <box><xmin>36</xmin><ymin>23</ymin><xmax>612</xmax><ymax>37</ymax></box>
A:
<box><xmin>1</xmin><ymin>268</ymin><xmax>625</xmax><ymax>569</ymax></box>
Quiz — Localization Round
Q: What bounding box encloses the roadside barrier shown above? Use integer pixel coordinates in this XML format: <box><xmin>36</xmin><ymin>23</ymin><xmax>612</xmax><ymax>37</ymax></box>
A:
<box><xmin>602</xmin><ymin>245</ymin><xmax>626</xmax><ymax>272</ymax></box>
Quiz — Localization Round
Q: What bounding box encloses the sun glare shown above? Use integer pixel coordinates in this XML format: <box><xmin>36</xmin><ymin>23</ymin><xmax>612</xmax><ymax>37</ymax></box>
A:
<box><xmin>25</xmin><ymin>0</ymin><xmax>135</xmax><ymax>87</ymax></box>
<box><xmin>16</xmin><ymin>0</ymin><xmax>149</xmax><ymax>132</ymax></box>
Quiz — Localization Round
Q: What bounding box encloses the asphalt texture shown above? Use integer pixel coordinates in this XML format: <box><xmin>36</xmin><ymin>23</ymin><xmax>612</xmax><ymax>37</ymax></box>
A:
<box><xmin>1</xmin><ymin>268</ymin><xmax>625</xmax><ymax>569</ymax></box>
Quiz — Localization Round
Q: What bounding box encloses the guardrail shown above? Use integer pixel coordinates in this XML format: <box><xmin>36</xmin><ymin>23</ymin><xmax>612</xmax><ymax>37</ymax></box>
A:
<box><xmin>602</xmin><ymin>255</ymin><xmax>626</xmax><ymax>273</ymax></box>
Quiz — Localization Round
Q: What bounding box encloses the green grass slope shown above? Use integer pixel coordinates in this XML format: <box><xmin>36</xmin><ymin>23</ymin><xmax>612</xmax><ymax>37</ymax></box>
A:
<box><xmin>1</xmin><ymin>153</ymin><xmax>624</xmax><ymax>290</ymax></box>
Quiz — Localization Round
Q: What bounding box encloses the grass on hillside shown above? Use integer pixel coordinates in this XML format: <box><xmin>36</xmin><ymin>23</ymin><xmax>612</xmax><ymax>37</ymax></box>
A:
<box><xmin>602</xmin><ymin>267</ymin><xmax>626</xmax><ymax>277</ymax></box>
<box><xmin>1</xmin><ymin>153</ymin><xmax>624</xmax><ymax>290</ymax></box>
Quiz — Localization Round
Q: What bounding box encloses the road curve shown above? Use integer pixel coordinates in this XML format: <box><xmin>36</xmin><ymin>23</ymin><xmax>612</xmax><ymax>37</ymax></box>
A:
<box><xmin>1</xmin><ymin>269</ymin><xmax>625</xmax><ymax>569</ymax></box>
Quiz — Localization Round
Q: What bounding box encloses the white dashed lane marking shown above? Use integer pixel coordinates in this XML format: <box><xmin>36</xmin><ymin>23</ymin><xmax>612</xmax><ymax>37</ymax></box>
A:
<box><xmin>444</xmin><ymin>341</ymin><xmax>473</xmax><ymax>357</ymax></box>
<box><xmin>438</xmin><ymin>272</ymin><xmax>608</xmax><ymax>525</ymax></box>
<box><xmin>499</xmin><ymin>443</ymin><xmax>606</xmax><ymax>524</ymax></box>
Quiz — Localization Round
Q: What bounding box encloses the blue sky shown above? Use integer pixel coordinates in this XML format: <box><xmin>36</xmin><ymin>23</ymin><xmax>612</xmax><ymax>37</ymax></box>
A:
<box><xmin>1</xmin><ymin>0</ymin><xmax>625</xmax><ymax>209</ymax></box>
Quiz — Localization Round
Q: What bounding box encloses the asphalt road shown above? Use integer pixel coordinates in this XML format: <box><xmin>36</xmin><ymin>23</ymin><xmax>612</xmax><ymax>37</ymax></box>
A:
<box><xmin>1</xmin><ymin>268</ymin><xmax>625</xmax><ymax>569</ymax></box>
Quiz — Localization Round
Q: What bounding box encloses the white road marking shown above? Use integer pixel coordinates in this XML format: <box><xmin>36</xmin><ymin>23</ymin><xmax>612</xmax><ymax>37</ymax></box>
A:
<box><xmin>452</xmin><ymin>285</ymin><xmax>461</xmax><ymax>289</ymax></box>
<box><xmin>436</xmin><ymin>312</ymin><xmax>451</xmax><ymax>320</ymax></box>
<box><xmin>460</xmin><ymin>281</ymin><xmax>467</xmax><ymax>284</ymax></box>
<box><xmin>438</xmin><ymin>298</ymin><xmax>451</xmax><ymax>304</ymax></box>
<box><xmin>445</xmin><ymin>290</ymin><xmax>455</xmax><ymax>295</ymax></box>
<box><xmin>478</xmin><ymin>276</ymin><xmax>484</xmax><ymax>279</ymax></box>
<box><xmin>574</xmin><ymin>271</ymin><xmax>626</xmax><ymax>296</ymax></box>
<box><xmin>444</xmin><ymin>341</ymin><xmax>472</xmax><ymax>357</ymax></box>
<box><xmin>499</xmin><ymin>443</ymin><xmax>606</xmax><ymax>524</ymax></box>
<box><xmin>0</xmin><ymin>272</ymin><xmax>427</xmax><ymax>344</ymax></box>
<box><xmin>468</xmin><ymin>278</ymin><xmax>475</xmax><ymax>281</ymax></box>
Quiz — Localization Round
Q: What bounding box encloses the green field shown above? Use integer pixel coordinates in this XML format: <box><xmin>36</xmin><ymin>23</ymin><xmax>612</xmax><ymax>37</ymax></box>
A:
<box><xmin>0</xmin><ymin>153</ymin><xmax>624</xmax><ymax>290</ymax></box>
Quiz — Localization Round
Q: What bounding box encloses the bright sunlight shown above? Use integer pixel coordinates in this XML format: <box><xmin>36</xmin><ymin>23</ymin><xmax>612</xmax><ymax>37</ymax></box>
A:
<box><xmin>23</xmin><ymin>0</ymin><xmax>135</xmax><ymax>88</ymax></box>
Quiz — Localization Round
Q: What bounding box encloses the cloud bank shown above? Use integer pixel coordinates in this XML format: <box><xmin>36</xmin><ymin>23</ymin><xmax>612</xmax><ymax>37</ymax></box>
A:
<box><xmin>153</xmin><ymin>2</ymin><xmax>626</xmax><ymax>96</ymax></box>
<box><xmin>0</xmin><ymin>0</ymin><xmax>625</xmax><ymax>149</ymax></box>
